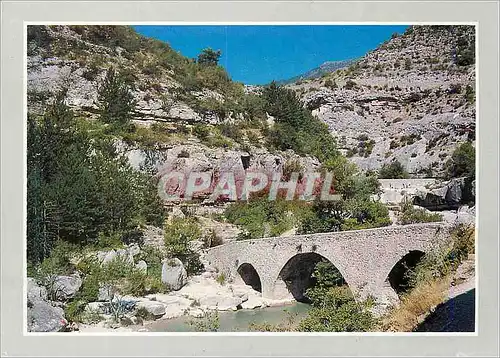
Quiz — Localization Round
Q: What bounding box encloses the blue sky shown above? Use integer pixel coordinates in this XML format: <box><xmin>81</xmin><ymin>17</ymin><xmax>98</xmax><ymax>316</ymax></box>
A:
<box><xmin>133</xmin><ymin>25</ymin><xmax>409</xmax><ymax>85</ymax></box>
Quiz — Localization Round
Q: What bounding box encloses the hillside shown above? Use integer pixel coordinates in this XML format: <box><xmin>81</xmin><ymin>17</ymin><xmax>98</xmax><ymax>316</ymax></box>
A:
<box><xmin>288</xmin><ymin>25</ymin><xmax>476</xmax><ymax>177</ymax></box>
<box><xmin>26</xmin><ymin>25</ymin><xmax>476</xmax><ymax>334</ymax></box>
<box><xmin>27</xmin><ymin>25</ymin><xmax>322</xmax><ymax>195</ymax></box>
<box><xmin>275</xmin><ymin>59</ymin><xmax>356</xmax><ymax>85</ymax></box>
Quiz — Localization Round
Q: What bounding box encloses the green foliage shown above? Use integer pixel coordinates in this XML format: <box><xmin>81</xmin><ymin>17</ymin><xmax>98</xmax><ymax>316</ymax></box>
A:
<box><xmin>262</xmin><ymin>82</ymin><xmax>340</xmax><ymax>163</ymax></box>
<box><xmin>225</xmin><ymin>198</ymin><xmax>310</xmax><ymax>240</ymax></box>
<box><xmin>406</xmin><ymin>224</ymin><xmax>474</xmax><ymax>288</ymax></box>
<box><xmin>215</xmin><ymin>272</ymin><xmax>226</xmax><ymax>285</ymax></box>
<box><xmin>456</xmin><ymin>36</ymin><xmax>475</xmax><ymax>66</ymax></box>
<box><xmin>197</xmin><ymin>48</ymin><xmax>222</xmax><ymax>66</ymax></box>
<box><xmin>445</xmin><ymin>142</ymin><xmax>475</xmax><ymax>179</ymax></box>
<box><xmin>404</xmin><ymin>58</ymin><xmax>412</xmax><ymax>70</ymax></box>
<box><xmin>192</xmin><ymin>124</ymin><xmax>210</xmax><ymax>140</ymax></box>
<box><xmin>164</xmin><ymin>218</ymin><xmax>203</xmax><ymax>275</ymax></box>
<box><xmin>297</xmin><ymin>164</ymin><xmax>388</xmax><ymax>234</ymax></box>
<box><xmin>345</xmin><ymin>80</ymin><xmax>357</xmax><ymax>90</ymax></box>
<box><xmin>27</xmin><ymin>93</ymin><xmax>165</xmax><ymax>264</ymax></box>
<box><xmin>356</xmin><ymin>137</ymin><xmax>375</xmax><ymax>158</ymax></box>
<box><xmin>398</xmin><ymin>200</ymin><xmax>443</xmax><ymax>225</ymax></box>
<box><xmin>98</xmin><ymin>68</ymin><xmax>136</xmax><ymax>125</ymax></box>
<box><xmin>464</xmin><ymin>85</ymin><xmax>475</xmax><ymax>104</ymax></box>
<box><xmin>378</xmin><ymin>160</ymin><xmax>410</xmax><ymax>179</ymax></box>
<box><xmin>203</xmin><ymin>229</ymin><xmax>224</xmax><ymax>248</ymax></box>
<box><xmin>299</xmin><ymin>284</ymin><xmax>374</xmax><ymax>332</ymax></box>
<box><xmin>187</xmin><ymin>310</ymin><xmax>220</xmax><ymax>332</ymax></box>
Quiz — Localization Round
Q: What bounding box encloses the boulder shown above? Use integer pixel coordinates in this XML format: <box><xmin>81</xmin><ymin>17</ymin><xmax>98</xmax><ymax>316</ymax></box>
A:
<box><xmin>136</xmin><ymin>301</ymin><xmax>166</xmax><ymax>318</ymax></box>
<box><xmin>136</xmin><ymin>260</ymin><xmax>148</xmax><ymax>274</ymax></box>
<box><xmin>27</xmin><ymin>299</ymin><xmax>67</xmax><ymax>332</ymax></box>
<box><xmin>86</xmin><ymin>301</ymin><xmax>108</xmax><ymax>314</ymax></box>
<box><xmin>414</xmin><ymin>177</ymin><xmax>467</xmax><ymax>210</ymax></box>
<box><xmin>27</xmin><ymin>277</ymin><xmax>47</xmax><ymax>302</ymax></box>
<box><xmin>98</xmin><ymin>284</ymin><xmax>115</xmax><ymax>302</ymax></box>
<box><xmin>116</xmin><ymin>249</ymin><xmax>134</xmax><ymax>265</ymax></box>
<box><xmin>198</xmin><ymin>295</ymin><xmax>243</xmax><ymax>311</ymax></box>
<box><xmin>240</xmin><ymin>296</ymin><xmax>264</xmax><ymax>309</ymax></box>
<box><xmin>53</xmin><ymin>274</ymin><xmax>82</xmax><ymax>301</ymax></box>
<box><xmin>161</xmin><ymin>258</ymin><xmax>188</xmax><ymax>291</ymax></box>
<box><xmin>100</xmin><ymin>250</ymin><xmax>117</xmax><ymax>265</ymax></box>
<box><xmin>27</xmin><ymin>280</ymin><xmax>66</xmax><ymax>332</ymax></box>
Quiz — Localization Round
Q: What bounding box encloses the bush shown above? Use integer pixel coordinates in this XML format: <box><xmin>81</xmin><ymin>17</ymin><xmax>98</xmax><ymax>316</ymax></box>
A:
<box><xmin>345</xmin><ymin>80</ymin><xmax>357</xmax><ymax>90</ymax></box>
<box><xmin>445</xmin><ymin>142</ymin><xmax>475</xmax><ymax>179</ymax></box>
<box><xmin>464</xmin><ymin>85</ymin><xmax>475</xmax><ymax>104</ymax></box>
<box><xmin>203</xmin><ymin>229</ymin><xmax>224</xmax><ymax>248</ymax></box>
<box><xmin>398</xmin><ymin>200</ymin><xmax>443</xmax><ymax>225</ymax></box>
<box><xmin>98</xmin><ymin>68</ymin><xmax>136</xmax><ymax>125</ymax></box>
<box><xmin>378</xmin><ymin>160</ymin><xmax>410</xmax><ymax>179</ymax></box>
<box><xmin>405</xmin><ymin>224</ymin><xmax>474</xmax><ymax>289</ymax></box>
<box><xmin>164</xmin><ymin>218</ymin><xmax>203</xmax><ymax>275</ymax></box>
<box><xmin>192</xmin><ymin>124</ymin><xmax>210</xmax><ymax>140</ymax></box>
<box><xmin>225</xmin><ymin>198</ymin><xmax>309</xmax><ymax>240</ymax></box>
<box><xmin>262</xmin><ymin>83</ymin><xmax>340</xmax><ymax>163</ymax></box>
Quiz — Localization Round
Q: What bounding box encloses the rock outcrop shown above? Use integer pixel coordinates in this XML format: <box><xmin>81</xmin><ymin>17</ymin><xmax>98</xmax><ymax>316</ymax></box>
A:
<box><xmin>289</xmin><ymin>26</ymin><xmax>475</xmax><ymax>176</ymax></box>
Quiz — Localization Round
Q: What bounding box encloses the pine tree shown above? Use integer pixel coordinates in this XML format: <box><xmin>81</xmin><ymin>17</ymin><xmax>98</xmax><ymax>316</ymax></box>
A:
<box><xmin>98</xmin><ymin>68</ymin><xmax>136</xmax><ymax>125</ymax></box>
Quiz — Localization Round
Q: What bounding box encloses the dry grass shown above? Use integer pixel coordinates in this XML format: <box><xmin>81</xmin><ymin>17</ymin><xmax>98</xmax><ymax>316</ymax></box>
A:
<box><xmin>380</xmin><ymin>277</ymin><xmax>451</xmax><ymax>332</ymax></box>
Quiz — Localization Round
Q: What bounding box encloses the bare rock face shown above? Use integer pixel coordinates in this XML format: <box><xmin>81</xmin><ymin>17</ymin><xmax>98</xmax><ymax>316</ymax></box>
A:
<box><xmin>161</xmin><ymin>258</ymin><xmax>188</xmax><ymax>291</ymax></box>
<box><xmin>289</xmin><ymin>25</ymin><xmax>475</xmax><ymax>176</ymax></box>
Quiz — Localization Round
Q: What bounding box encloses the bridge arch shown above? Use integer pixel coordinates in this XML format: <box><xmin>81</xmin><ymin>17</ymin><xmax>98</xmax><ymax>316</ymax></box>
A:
<box><xmin>237</xmin><ymin>263</ymin><xmax>262</xmax><ymax>292</ymax></box>
<box><xmin>386</xmin><ymin>250</ymin><xmax>426</xmax><ymax>295</ymax></box>
<box><xmin>273</xmin><ymin>252</ymin><xmax>351</xmax><ymax>302</ymax></box>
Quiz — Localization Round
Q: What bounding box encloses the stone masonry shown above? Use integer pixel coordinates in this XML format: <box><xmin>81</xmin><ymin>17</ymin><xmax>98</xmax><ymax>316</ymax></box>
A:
<box><xmin>205</xmin><ymin>223</ymin><xmax>451</xmax><ymax>308</ymax></box>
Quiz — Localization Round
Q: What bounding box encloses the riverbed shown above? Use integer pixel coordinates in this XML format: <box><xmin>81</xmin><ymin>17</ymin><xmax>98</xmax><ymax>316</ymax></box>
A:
<box><xmin>144</xmin><ymin>302</ymin><xmax>311</xmax><ymax>332</ymax></box>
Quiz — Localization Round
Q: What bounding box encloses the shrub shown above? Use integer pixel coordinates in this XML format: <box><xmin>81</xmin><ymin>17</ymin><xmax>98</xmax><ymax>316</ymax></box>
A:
<box><xmin>464</xmin><ymin>85</ymin><xmax>475</xmax><ymax>104</ymax></box>
<box><xmin>404</xmin><ymin>58</ymin><xmax>412</xmax><ymax>70</ymax></box>
<box><xmin>215</xmin><ymin>272</ymin><xmax>226</xmax><ymax>285</ymax></box>
<box><xmin>187</xmin><ymin>310</ymin><xmax>220</xmax><ymax>332</ymax></box>
<box><xmin>404</xmin><ymin>224</ymin><xmax>475</xmax><ymax>290</ymax></box>
<box><xmin>398</xmin><ymin>200</ymin><xmax>443</xmax><ymax>225</ymax></box>
<box><xmin>203</xmin><ymin>229</ymin><xmax>224</xmax><ymax>248</ymax></box>
<box><xmin>177</xmin><ymin>150</ymin><xmax>190</xmax><ymax>158</ymax></box>
<box><xmin>345</xmin><ymin>80</ymin><xmax>357</xmax><ymax>89</ymax></box>
<box><xmin>97</xmin><ymin>68</ymin><xmax>136</xmax><ymax>125</ymax></box>
<box><xmin>192</xmin><ymin>124</ymin><xmax>210</xmax><ymax>140</ymax></box>
<box><xmin>445</xmin><ymin>142</ymin><xmax>475</xmax><ymax>179</ymax></box>
<box><xmin>218</xmin><ymin>123</ymin><xmax>242</xmax><ymax>141</ymax></box>
<box><xmin>164</xmin><ymin>217</ymin><xmax>203</xmax><ymax>275</ymax></box>
<box><xmin>197</xmin><ymin>48</ymin><xmax>221</xmax><ymax>66</ymax></box>
<box><xmin>448</xmin><ymin>83</ymin><xmax>462</xmax><ymax>94</ymax></box>
<box><xmin>299</xmin><ymin>286</ymin><xmax>375</xmax><ymax>332</ymax></box>
<box><xmin>378</xmin><ymin>160</ymin><xmax>410</xmax><ymax>179</ymax></box>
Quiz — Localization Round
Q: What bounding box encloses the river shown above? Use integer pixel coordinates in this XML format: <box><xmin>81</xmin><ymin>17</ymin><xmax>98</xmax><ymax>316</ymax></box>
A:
<box><xmin>144</xmin><ymin>302</ymin><xmax>311</xmax><ymax>332</ymax></box>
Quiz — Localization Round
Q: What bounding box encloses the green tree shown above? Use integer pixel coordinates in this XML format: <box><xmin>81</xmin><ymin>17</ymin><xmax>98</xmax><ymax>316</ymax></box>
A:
<box><xmin>445</xmin><ymin>142</ymin><xmax>475</xmax><ymax>179</ymax></box>
<box><xmin>262</xmin><ymin>82</ymin><xmax>340</xmax><ymax>163</ymax></box>
<box><xmin>378</xmin><ymin>160</ymin><xmax>410</xmax><ymax>179</ymax></box>
<box><xmin>197</xmin><ymin>48</ymin><xmax>222</xmax><ymax>66</ymax></box>
<box><xmin>98</xmin><ymin>68</ymin><xmax>136</xmax><ymax>125</ymax></box>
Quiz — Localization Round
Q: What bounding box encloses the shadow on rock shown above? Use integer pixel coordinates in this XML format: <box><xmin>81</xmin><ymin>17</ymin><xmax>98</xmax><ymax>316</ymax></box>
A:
<box><xmin>416</xmin><ymin>288</ymin><xmax>475</xmax><ymax>332</ymax></box>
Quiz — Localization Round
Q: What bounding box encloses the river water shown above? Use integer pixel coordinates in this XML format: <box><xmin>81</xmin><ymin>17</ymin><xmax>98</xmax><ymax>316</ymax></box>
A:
<box><xmin>145</xmin><ymin>302</ymin><xmax>311</xmax><ymax>332</ymax></box>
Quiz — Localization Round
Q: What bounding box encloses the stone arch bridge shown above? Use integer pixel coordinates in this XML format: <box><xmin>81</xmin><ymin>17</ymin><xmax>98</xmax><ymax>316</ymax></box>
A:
<box><xmin>205</xmin><ymin>223</ymin><xmax>451</xmax><ymax>308</ymax></box>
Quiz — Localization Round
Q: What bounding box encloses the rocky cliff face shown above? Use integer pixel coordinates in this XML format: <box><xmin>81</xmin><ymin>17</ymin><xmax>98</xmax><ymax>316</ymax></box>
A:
<box><xmin>27</xmin><ymin>25</ymin><xmax>319</xmax><ymax>197</ymax></box>
<box><xmin>288</xmin><ymin>26</ymin><xmax>476</xmax><ymax>176</ymax></box>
